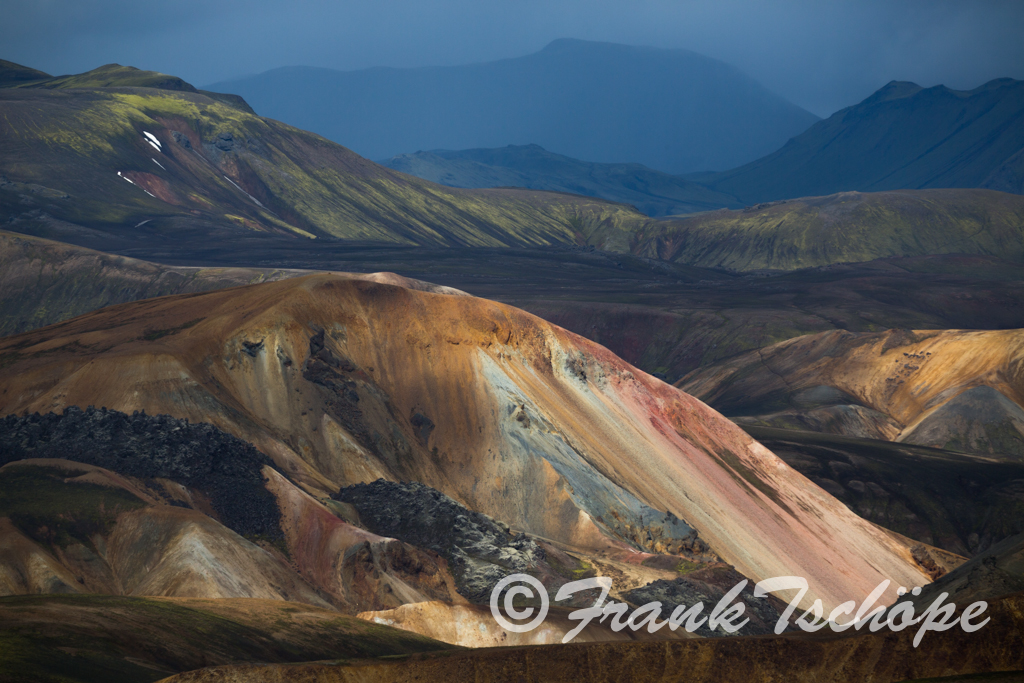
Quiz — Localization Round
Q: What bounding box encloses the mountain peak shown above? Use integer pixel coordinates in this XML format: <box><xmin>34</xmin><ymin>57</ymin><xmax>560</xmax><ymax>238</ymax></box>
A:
<box><xmin>862</xmin><ymin>80</ymin><xmax>923</xmax><ymax>105</ymax></box>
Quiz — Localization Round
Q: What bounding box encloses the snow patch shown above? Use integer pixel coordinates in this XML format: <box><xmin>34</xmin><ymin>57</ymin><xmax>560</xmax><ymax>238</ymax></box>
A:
<box><xmin>117</xmin><ymin>172</ymin><xmax>156</xmax><ymax>198</ymax></box>
<box><xmin>223</xmin><ymin>175</ymin><xmax>265</xmax><ymax>208</ymax></box>
<box><xmin>143</xmin><ymin>131</ymin><xmax>162</xmax><ymax>151</ymax></box>
<box><xmin>151</xmin><ymin>157</ymin><xmax>166</xmax><ymax>170</ymax></box>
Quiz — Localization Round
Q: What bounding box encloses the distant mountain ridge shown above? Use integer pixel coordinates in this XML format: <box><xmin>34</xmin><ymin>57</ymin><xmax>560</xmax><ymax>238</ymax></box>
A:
<box><xmin>708</xmin><ymin>78</ymin><xmax>1024</xmax><ymax>203</ymax></box>
<box><xmin>380</xmin><ymin>144</ymin><xmax>742</xmax><ymax>216</ymax></box>
<box><xmin>207</xmin><ymin>39</ymin><xmax>819</xmax><ymax>174</ymax></box>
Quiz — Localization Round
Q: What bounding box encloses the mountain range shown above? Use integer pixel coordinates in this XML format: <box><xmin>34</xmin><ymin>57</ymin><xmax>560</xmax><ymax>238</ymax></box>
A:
<box><xmin>381</xmin><ymin>78</ymin><xmax>1024</xmax><ymax>213</ymax></box>
<box><xmin>207</xmin><ymin>39</ymin><xmax>820</xmax><ymax>174</ymax></box>
<box><xmin>709</xmin><ymin>78</ymin><xmax>1024</xmax><ymax>202</ymax></box>
<box><xmin>380</xmin><ymin>144</ymin><xmax>742</xmax><ymax>217</ymax></box>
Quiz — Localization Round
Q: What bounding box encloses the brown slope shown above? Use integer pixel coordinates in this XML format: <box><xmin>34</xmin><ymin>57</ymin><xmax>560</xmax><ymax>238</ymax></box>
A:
<box><xmin>0</xmin><ymin>459</ymin><xmax>326</xmax><ymax>604</ymax></box>
<box><xmin>680</xmin><ymin>327</ymin><xmax>1024</xmax><ymax>460</ymax></box>
<box><xmin>0</xmin><ymin>274</ymin><xmax>931</xmax><ymax>611</ymax></box>
<box><xmin>0</xmin><ymin>594</ymin><xmax>450</xmax><ymax>683</ymax></box>
<box><xmin>160</xmin><ymin>592</ymin><xmax>1024</xmax><ymax>683</ymax></box>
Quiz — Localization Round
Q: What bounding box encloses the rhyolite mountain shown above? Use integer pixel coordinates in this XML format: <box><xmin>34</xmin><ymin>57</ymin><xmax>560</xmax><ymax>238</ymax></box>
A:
<box><xmin>707</xmin><ymin>78</ymin><xmax>1024</xmax><ymax>203</ymax></box>
<box><xmin>206</xmin><ymin>39</ymin><xmax>819</xmax><ymax>174</ymax></box>
<box><xmin>681</xmin><ymin>327</ymin><xmax>1024</xmax><ymax>463</ymax></box>
<box><xmin>380</xmin><ymin>145</ymin><xmax>742</xmax><ymax>217</ymax></box>
<box><xmin>0</xmin><ymin>273</ymin><xmax>936</xmax><ymax>614</ymax></box>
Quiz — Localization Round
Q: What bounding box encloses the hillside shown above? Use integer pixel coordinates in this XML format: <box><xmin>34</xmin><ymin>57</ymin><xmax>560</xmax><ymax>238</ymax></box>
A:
<box><xmin>207</xmin><ymin>39</ymin><xmax>819</xmax><ymax>174</ymax></box>
<box><xmin>0</xmin><ymin>230</ymin><xmax>313</xmax><ymax>336</ymax></box>
<box><xmin>0</xmin><ymin>593</ymin><xmax>450</xmax><ymax>683</ymax></box>
<box><xmin>707</xmin><ymin>78</ymin><xmax>1024</xmax><ymax>203</ymax></box>
<box><xmin>680</xmin><ymin>327</ymin><xmax>1024</xmax><ymax>461</ymax></box>
<box><xmin>0</xmin><ymin>60</ymin><xmax>643</xmax><ymax>251</ymax></box>
<box><xmin>0</xmin><ymin>273</ymin><xmax>934</xmax><ymax>612</ymax></box>
<box><xmin>11</xmin><ymin>229</ymin><xmax>1017</xmax><ymax>385</ymax></box>
<box><xmin>159</xmin><ymin>593</ymin><xmax>1024</xmax><ymax>683</ymax></box>
<box><xmin>380</xmin><ymin>145</ymin><xmax>741</xmax><ymax>216</ymax></box>
<box><xmin>631</xmin><ymin>189</ymin><xmax>1024</xmax><ymax>271</ymax></box>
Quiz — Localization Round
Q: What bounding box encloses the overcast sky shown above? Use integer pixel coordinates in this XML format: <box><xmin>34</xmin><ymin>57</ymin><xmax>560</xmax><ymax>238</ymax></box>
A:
<box><xmin>3</xmin><ymin>0</ymin><xmax>1023</xmax><ymax>117</ymax></box>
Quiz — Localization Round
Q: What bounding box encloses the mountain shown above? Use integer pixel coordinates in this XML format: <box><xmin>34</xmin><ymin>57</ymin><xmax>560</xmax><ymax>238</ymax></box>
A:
<box><xmin>630</xmin><ymin>189</ymin><xmax>1024</xmax><ymax>271</ymax></box>
<box><xmin>707</xmin><ymin>78</ymin><xmax>1024</xmax><ymax>203</ymax></box>
<box><xmin>680</xmin><ymin>327</ymin><xmax>1024</xmax><ymax>462</ymax></box>
<box><xmin>380</xmin><ymin>145</ymin><xmax>742</xmax><ymax>217</ymax></box>
<box><xmin>0</xmin><ymin>60</ymin><xmax>643</xmax><ymax>250</ymax></box>
<box><xmin>206</xmin><ymin>39</ymin><xmax>819</xmax><ymax>174</ymax></box>
<box><xmin>0</xmin><ymin>273</ymin><xmax>934</xmax><ymax>612</ymax></box>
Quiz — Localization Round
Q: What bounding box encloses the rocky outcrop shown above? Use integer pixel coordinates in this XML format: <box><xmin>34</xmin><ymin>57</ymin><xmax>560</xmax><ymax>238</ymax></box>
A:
<box><xmin>334</xmin><ymin>480</ymin><xmax>544</xmax><ymax>603</ymax></box>
<box><xmin>0</xmin><ymin>406</ymin><xmax>283</xmax><ymax>541</ymax></box>
<box><xmin>623</xmin><ymin>565</ymin><xmax>786</xmax><ymax>637</ymax></box>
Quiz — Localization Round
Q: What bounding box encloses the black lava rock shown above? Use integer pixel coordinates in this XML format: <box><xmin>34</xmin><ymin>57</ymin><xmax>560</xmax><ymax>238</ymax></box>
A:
<box><xmin>0</xmin><ymin>406</ymin><xmax>283</xmax><ymax>541</ymax></box>
<box><xmin>333</xmin><ymin>479</ymin><xmax>544</xmax><ymax>603</ymax></box>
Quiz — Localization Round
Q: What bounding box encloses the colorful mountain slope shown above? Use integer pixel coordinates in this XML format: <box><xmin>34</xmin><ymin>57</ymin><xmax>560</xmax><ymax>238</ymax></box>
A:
<box><xmin>680</xmin><ymin>327</ymin><xmax>1024</xmax><ymax>461</ymax></box>
<box><xmin>0</xmin><ymin>274</ymin><xmax>933</xmax><ymax>611</ymax></box>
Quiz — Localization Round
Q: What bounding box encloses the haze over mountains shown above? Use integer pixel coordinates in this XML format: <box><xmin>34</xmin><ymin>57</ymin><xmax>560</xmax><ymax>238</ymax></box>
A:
<box><xmin>207</xmin><ymin>39</ymin><xmax>820</xmax><ymax>174</ymax></box>
<box><xmin>382</xmin><ymin>78</ymin><xmax>1024</xmax><ymax>214</ymax></box>
<box><xmin>710</xmin><ymin>78</ymin><xmax>1024</xmax><ymax>203</ymax></box>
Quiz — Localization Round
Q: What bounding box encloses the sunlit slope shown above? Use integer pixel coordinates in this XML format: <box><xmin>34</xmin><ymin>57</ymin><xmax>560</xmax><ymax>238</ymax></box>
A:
<box><xmin>681</xmin><ymin>328</ymin><xmax>1024</xmax><ymax>459</ymax></box>
<box><xmin>0</xmin><ymin>61</ymin><xmax>642</xmax><ymax>248</ymax></box>
<box><xmin>630</xmin><ymin>189</ymin><xmax>1024</xmax><ymax>271</ymax></box>
<box><xmin>0</xmin><ymin>274</ymin><xmax>930</xmax><ymax>610</ymax></box>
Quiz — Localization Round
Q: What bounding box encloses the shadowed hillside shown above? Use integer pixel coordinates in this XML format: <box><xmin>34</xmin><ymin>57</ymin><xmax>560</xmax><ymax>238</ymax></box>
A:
<box><xmin>380</xmin><ymin>145</ymin><xmax>741</xmax><ymax>217</ymax></box>
<box><xmin>707</xmin><ymin>78</ymin><xmax>1024</xmax><ymax>203</ymax></box>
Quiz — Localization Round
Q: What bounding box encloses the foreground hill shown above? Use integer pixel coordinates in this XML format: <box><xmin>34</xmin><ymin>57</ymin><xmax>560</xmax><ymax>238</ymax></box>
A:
<box><xmin>632</xmin><ymin>189</ymin><xmax>1024</xmax><ymax>271</ymax></box>
<box><xmin>380</xmin><ymin>145</ymin><xmax>741</xmax><ymax>217</ymax></box>
<box><xmin>161</xmin><ymin>593</ymin><xmax>1024</xmax><ymax>683</ymax></box>
<box><xmin>207</xmin><ymin>39</ymin><xmax>818</xmax><ymax>174</ymax></box>
<box><xmin>0</xmin><ymin>593</ymin><xmax>450</xmax><ymax>682</ymax></box>
<box><xmin>707</xmin><ymin>78</ymin><xmax>1024</xmax><ymax>203</ymax></box>
<box><xmin>0</xmin><ymin>273</ymin><xmax>932</xmax><ymax>610</ymax></box>
<box><xmin>0</xmin><ymin>60</ymin><xmax>641</xmax><ymax>249</ymax></box>
<box><xmin>681</xmin><ymin>327</ymin><xmax>1024</xmax><ymax>461</ymax></box>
